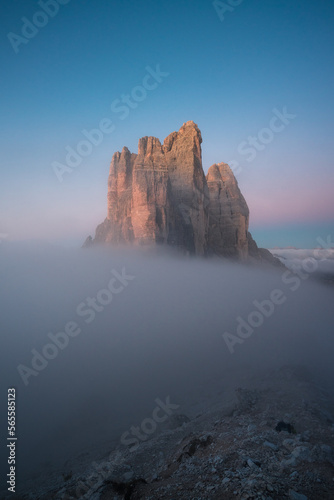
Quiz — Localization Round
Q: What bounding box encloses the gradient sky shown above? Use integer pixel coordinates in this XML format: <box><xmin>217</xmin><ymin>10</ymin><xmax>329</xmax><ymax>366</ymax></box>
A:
<box><xmin>1</xmin><ymin>0</ymin><xmax>333</xmax><ymax>248</ymax></box>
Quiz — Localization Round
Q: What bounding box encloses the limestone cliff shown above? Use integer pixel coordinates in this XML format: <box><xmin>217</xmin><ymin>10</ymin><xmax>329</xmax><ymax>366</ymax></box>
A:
<box><xmin>88</xmin><ymin>121</ymin><xmax>276</xmax><ymax>262</ymax></box>
<box><xmin>206</xmin><ymin>162</ymin><xmax>249</xmax><ymax>260</ymax></box>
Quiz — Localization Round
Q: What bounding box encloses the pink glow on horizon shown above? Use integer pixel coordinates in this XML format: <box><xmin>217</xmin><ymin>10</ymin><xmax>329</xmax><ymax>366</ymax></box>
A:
<box><xmin>248</xmin><ymin>187</ymin><xmax>334</xmax><ymax>226</ymax></box>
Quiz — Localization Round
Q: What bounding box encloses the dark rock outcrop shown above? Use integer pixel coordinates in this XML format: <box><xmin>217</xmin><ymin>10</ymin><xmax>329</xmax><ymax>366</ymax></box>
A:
<box><xmin>89</xmin><ymin>121</ymin><xmax>277</xmax><ymax>263</ymax></box>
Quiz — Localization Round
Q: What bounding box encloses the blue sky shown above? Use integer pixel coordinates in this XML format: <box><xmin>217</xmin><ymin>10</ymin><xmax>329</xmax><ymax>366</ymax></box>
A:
<box><xmin>1</xmin><ymin>0</ymin><xmax>333</xmax><ymax>247</ymax></box>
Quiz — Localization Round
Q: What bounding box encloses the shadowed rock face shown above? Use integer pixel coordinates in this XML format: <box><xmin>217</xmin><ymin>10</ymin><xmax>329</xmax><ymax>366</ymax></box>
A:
<box><xmin>90</xmin><ymin>121</ymin><xmax>273</xmax><ymax>261</ymax></box>
<box><xmin>206</xmin><ymin>163</ymin><xmax>249</xmax><ymax>260</ymax></box>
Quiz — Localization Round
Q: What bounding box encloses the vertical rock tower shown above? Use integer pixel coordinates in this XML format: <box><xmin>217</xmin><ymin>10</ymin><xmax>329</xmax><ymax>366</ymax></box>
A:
<box><xmin>90</xmin><ymin>121</ymin><xmax>275</xmax><ymax>262</ymax></box>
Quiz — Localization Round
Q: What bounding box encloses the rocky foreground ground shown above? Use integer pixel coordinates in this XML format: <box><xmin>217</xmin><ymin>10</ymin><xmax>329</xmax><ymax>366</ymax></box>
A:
<box><xmin>13</xmin><ymin>365</ymin><xmax>334</xmax><ymax>500</ymax></box>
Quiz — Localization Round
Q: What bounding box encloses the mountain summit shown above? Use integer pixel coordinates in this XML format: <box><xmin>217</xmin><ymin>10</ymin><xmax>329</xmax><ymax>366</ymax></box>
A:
<box><xmin>86</xmin><ymin>121</ymin><xmax>277</xmax><ymax>263</ymax></box>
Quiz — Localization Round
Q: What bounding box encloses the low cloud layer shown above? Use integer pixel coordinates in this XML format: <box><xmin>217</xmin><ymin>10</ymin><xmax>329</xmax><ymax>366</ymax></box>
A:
<box><xmin>270</xmin><ymin>247</ymin><xmax>334</xmax><ymax>275</ymax></box>
<box><xmin>0</xmin><ymin>242</ymin><xmax>333</xmax><ymax>489</ymax></box>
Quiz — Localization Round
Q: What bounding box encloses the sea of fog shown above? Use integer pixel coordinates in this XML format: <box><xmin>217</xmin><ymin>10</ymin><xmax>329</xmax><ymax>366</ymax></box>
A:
<box><xmin>0</xmin><ymin>242</ymin><xmax>333</xmax><ymax>491</ymax></box>
<box><xmin>269</xmin><ymin>247</ymin><xmax>334</xmax><ymax>275</ymax></box>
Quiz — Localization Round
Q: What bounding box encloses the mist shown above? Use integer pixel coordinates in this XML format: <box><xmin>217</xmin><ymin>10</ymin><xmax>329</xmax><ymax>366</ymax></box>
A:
<box><xmin>1</xmin><ymin>242</ymin><xmax>333</xmax><ymax>492</ymax></box>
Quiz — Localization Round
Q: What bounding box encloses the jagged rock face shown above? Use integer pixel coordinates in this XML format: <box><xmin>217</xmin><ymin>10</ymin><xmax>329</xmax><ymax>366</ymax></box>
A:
<box><xmin>131</xmin><ymin>137</ymin><xmax>170</xmax><ymax>245</ymax></box>
<box><xmin>163</xmin><ymin>122</ymin><xmax>209</xmax><ymax>255</ymax></box>
<box><xmin>206</xmin><ymin>163</ymin><xmax>249</xmax><ymax>259</ymax></box>
<box><xmin>92</xmin><ymin>121</ymin><xmax>263</xmax><ymax>260</ymax></box>
<box><xmin>106</xmin><ymin>146</ymin><xmax>136</xmax><ymax>243</ymax></box>
<box><xmin>96</xmin><ymin>139</ymin><xmax>169</xmax><ymax>246</ymax></box>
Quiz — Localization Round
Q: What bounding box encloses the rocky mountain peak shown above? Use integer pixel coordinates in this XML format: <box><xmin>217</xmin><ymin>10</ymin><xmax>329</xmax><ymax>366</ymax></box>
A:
<box><xmin>88</xmin><ymin>122</ymin><xmax>280</xmax><ymax>264</ymax></box>
<box><xmin>138</xmin><ymin>136</ymin><xmax>163</xmax><ymax>157</ymax></box>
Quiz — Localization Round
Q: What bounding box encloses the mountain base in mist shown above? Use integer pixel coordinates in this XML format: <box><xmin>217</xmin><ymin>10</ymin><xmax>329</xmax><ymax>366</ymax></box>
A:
<box><xmin>1</xmin><ymin>244</ymin><xmax>333</xmax><ymax>499</ymax></box>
